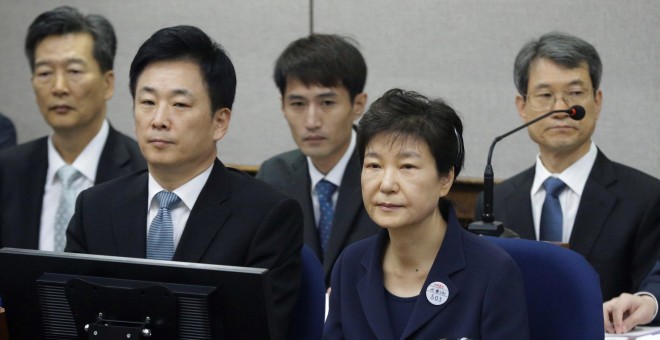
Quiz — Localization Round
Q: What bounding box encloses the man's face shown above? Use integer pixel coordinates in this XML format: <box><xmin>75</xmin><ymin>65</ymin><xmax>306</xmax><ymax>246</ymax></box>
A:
<box><xmin>134</xmin><ymin>60</ymin><xmax>230</xmax><ymax>177</ymax></box>
<box><xmin>32</xmin><ymin>33</ymin><xmax>114</xmax><ymax>134</ymax></box>
<box><xmin>282</xmin><ymin>78</ymin><xmax>366</xmax><ymax>172</ymax></box>
<box><xmin>516</xmin><ymin>58</ymin><xmax>602</xmax><ymax>157</ymax></box>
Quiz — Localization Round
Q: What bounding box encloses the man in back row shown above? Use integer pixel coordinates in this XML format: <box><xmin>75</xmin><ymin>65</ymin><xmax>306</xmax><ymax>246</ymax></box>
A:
<box><xmin>65</xmin><ymin>25</ymin><xmax>303</xmax><ymax>340</ymax></box>
<box><xmin>475</xmin><ymin>32</ymin><xmax>660</xmax><ymax>301</ymax></box>
<box><xmin>0</xmin><ymin>6</ymin><xmax>145</xmax><ymax>251</ymax></box>
<box><xmin>257</xmin><ymin>34</ymin><xmax>379</xmax><ymax>286</ymax></box>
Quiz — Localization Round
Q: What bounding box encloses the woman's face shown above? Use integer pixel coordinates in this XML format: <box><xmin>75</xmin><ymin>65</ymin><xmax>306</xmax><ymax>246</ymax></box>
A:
<box><xmin>361</xmin><ymin>133</ymin><xmax>453</xmax><ymax>230</ymax></box>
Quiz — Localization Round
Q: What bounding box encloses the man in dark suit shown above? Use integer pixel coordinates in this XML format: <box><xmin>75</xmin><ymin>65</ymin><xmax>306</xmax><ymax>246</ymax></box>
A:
<box><xmin>257</xmin><ymin>34</ymin><xmax>379</xmax><ymax>286</ymax></box>
<box><xmin>474</xmin><ymin>32</ymin><xmax>660</xmax><ymax>301</ymax></box>
<box><xmin>604</xmin><ymin>258</ymin><xmax>660</xmax><ymax>333</ymax></box>
<box><xmin>0</xmin><ymin>113</ymin><xmax>17</xmax><ymax>149</ymax></box>
<box><xmin>0</xmin><ymin>6</ymin><xmax>145</xmax><ymax>251</ymax></box>
<box><xmin>65</xmin><ymin>25</ymin><xmax>303</xmax><ymax>340</ymax></box>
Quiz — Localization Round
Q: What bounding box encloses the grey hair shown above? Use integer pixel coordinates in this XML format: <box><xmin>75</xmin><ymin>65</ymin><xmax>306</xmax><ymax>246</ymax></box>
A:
<box><xmin>513</xmin><ymin>31</ymin><xmax>602</xmax><ymax>96</ymax></box>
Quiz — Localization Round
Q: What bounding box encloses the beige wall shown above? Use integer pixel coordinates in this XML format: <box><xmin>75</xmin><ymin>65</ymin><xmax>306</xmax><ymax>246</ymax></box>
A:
<box><xmin>1</xmin><ymin>0</ymin><xmax>658</xmax><ymax>180</ymax></box>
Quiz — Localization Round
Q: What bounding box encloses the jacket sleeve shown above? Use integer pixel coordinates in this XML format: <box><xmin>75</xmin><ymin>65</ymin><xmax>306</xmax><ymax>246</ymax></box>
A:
<box><xmin>245</xmin><ymin>197</ymin><xmax>303</xmax><ymax>340</ymax></box>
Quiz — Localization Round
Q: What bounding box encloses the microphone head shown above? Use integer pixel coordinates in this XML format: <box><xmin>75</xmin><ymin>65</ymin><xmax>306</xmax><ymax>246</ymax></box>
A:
<box><xmin>568</xmin><ymin>105</ymin><xmax>586</xmax><ymax>121</ymax></box>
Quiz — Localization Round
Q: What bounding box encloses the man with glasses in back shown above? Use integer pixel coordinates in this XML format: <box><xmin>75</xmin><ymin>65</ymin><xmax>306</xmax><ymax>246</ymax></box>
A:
<box><xmin>475</xmin><ymin>32</ymin><xmax>660</xmax><ymax>301</ymax></box>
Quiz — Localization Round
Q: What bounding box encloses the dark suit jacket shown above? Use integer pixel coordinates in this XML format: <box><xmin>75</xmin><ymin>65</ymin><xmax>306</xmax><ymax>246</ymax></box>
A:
<box><xmin>324</xmin><ymin>208</ymin><xmax>529</xmax><ymax>340</ymax></box>
<box><xmin>0</xmin><ymin>125</ymin><xmax>146</xmax><ymax>249</ymax></box>
<box><xmin>474</xmin><ymin>150</ymin><xmax>660</xmax><ymax>301</ymax></box>
<box><xmin>0</xmin><ymin>113</ymin><xmax>16</xmax><ymax>149</ymax></box>
<box><xmin>256</xmin><ymin>148</ymin><xmax>379</xmax><ymax>286</ymax></box>
<box><xmin>641</xmin><ymin>259</ymin><xmax>660</xmax><ymax>324</ymax></box>
<box><xmin>65</xmin><ymin>159</ymin><xmax>303</xmax><ymax>340</ymax></box>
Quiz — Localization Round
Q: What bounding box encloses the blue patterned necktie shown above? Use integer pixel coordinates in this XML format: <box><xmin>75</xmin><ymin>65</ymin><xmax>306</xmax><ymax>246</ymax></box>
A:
<box><xmin>53</xmin><ymin>165</ymin><xmax>81</xmax><ymax>252</ymax></box>
<box><xmin>540</xmin><ymin>177</ymin><xmax>566</xmax><ymax>242</ymax></box>
<box><xmin>316</xmin><ymin>179</ymin><xmax>337</xmax><ymax>255</ymax></box>
<box><xmin>147</xmin><ymin>191</ymin><xmax>181</xmax><ymax>260</ymax></box>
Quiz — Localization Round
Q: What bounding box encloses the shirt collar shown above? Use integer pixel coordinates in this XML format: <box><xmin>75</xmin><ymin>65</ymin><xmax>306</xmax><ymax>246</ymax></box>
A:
<box><xmin>46</xmin><ymin>120</ymin><xmax>109</xmax><ymax>185</ymax></box>
<box><xmin>308</xmin><ymin>129</ymin><xmax>356</xmax><ymax>189</ymax></box>
<box><xmin>532</xmin><ymin>141</ymin><xmax>598</xmax><ymax>196</ymax></box>
<box><xmin>148</xmin><ymin>162</ymin><xmax>214</xmax><ymax>210</ymax></box>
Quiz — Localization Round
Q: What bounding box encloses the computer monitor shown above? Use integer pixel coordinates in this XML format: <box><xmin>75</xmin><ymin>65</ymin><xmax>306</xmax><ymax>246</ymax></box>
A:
<box><xmin>0</xmin><ymin>248</ymin><xmax>275</xmax><ymax>339</ymax></box>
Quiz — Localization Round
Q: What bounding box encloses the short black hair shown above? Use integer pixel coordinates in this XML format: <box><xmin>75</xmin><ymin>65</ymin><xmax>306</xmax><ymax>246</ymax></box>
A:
<box><xmin>514</xmin><ymin>31</ymin><xmax>602</xmax><ymax>96</ymax></box>
<box><xmin>25</xmin><ymin>6</ymin><xmax>116</xmax><ymax>73</ymax></box>
<box><xmin>129</xmin><ymin>25</ymin><xmax>237</xmax><ymax>111</ymax></box>
<box><xmin>274</xmin><ymin>34</ymin><xmax>367</xmax><ymax>101</ymax></box>
<box><xmin>357</xmin><ymin>88</ymin><xmax>465</xmax><ymax>179</ymax></box>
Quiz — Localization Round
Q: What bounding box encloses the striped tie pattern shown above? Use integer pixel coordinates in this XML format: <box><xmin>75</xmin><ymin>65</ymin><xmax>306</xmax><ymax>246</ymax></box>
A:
<box><xmin>147</xmin><ymin>191</ymin><xmax>180</xmax><ymax>260</ymax></box>
<box><xmin>540</xmin><ymin>177</ymin><xmax>566</xmax><ymax>242</ymax></box>
<box><xmin>316</xmin><ymin>179</ymin><xmax>337</xmax><ymax>256</ymax></box>
<box><xmin>53</xmin><ymin>165</ymin><xmax>81</xmax><ymax>252</ymax></box>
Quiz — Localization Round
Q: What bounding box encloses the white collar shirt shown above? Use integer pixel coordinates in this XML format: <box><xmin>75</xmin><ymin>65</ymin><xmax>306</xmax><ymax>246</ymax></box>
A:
<box><xmin>147</xmin><ymin>162</ymin><xmax>213</xmax><ymax>249</ymax></box>
<box><xmin>39</xmin><ymin>120</ymin><xmax>109</xmax><ymax>251</ymax></box>
<box><xmin>308</xmin><ymin>130</ymin><xmax>356</xmax><ymax>226</ymax></box>
<box><xmin>530</xmin><ymin>141</ymin><xmax>598</xmax><ymax>242</ymax></box>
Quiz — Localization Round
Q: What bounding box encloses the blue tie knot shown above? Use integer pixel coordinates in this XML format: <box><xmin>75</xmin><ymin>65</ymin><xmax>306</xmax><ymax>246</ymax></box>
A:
<box><xmin>543</xmin><ymin>177</ymin><xmax>566</xmax><ymax>198</ymax></box>
<box><xmin>156</xmin><ymin>191</ymin><xmax>180</xmax><ymax>210</ymax></box>
<box><xmin>316</xmin><ymin>179</ymin><xmax>337</xmax><ymax>200</ymax></box>
<box><xmin>57</xmin><ymin>165</ymin><xmax>81</xmax><ymax>188</ymax></box>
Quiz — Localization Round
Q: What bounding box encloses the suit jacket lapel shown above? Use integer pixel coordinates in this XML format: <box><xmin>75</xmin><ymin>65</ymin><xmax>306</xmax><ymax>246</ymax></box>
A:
<box><xmin>569</xmin><ymin>151</ymin><xmax>617</xmax><ymax>256</ymax></box>
<box><xmin>112</xmin><ymin>172</ymin><xmax>149</xmax><ymax>258</ymax></box>
<box><xmin>357</xmin><ymin>230</ymin><xmax>395</xmax><ymax>340</ymax></box>
<box><xmin>96</xmin><ymin>125</ymin><xmax>134</xmax><ymax>183</ymax></box>
<box><xmin>503</xmin><ymin>168</ymin><xmax>536</xmax><ymax>239</ymax></box>
<box><xmin>401</xmin><ymin>210</ymin><xmax>464</xmax><ymax>339</ymax></box>
<box><xmin>325</xmin><ymin>149</ymin><xmax>362</xmax><ymax>274</ymax></box>
<box><xmin>287</xmin><ymin>155</ymin><xmax>321</xmax><ymax>258</ymax></box>
<box><xmin>173</xmin><ymin>160</ymin><xmax>232</xmax><ymax>262</ymax></box>
<box><xmin>19</xmin><ymin>139</ymin><xmax>49</xmax><ymax>249</ymax></box>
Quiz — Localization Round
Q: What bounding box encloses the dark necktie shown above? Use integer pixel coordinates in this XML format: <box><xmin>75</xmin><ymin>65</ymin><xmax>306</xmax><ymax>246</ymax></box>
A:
<box><xmin>316</xmin><ymin>180</ymin><xmax>337</xmax><ymax>255</ymax></box>
<box><xmin>540</xmin><ymin>177</ymin><xmax>566</xmax><ymax>242</ymax></box>
<box><xmin>147</xmin><ymin>191</ymin><xmax>181</xmax><ymax>260</ymax></box>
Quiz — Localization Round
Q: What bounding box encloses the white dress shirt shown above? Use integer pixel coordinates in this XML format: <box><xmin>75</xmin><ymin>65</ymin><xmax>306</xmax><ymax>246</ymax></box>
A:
<box><xmin>635</xmin><ymin>291</ymin><xmax>659</xmax><ymax>322</ymax></box>
<box><xmin>39</xmin><ymin>120</ymin><xmax>109</xmax><ymax>251</ymax></box>
<box><xmin>308</xmin><ymin>130</ymin><xmax>356</xmax><ymax>226</ymax></box>
<box><xmin>146</xmin><ymin>163</ymin><xmax>213</xmax><ymax>249</ymax></box>
<box><xmin>530</xmin><ymin>141</ymin><xmax>598</xmax><ymax>243</ymax></box>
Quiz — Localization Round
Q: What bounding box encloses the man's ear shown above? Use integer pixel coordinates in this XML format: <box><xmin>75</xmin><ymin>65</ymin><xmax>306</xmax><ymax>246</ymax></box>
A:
<box><xmin>103</xmin><ymin>70</ymin><xmax>115</xmax><ymax>101</ymax></box>
<box><xmin>515</xmin><ymin>94</ymin><xmax>528</xmax><ymax>122</ymax></box>
<box><xmin>212</xmin><ymin>108</ymin><xmax>231</xmax><ymax>141</ymax></box>
<box><xmin>593</xmin><ymin>89</ymin><xmax>602</xmax><ymax>121</ymax></box>
<box><xmin>352</xmin><ymin>92</ymin><xmax>368</xmax><ymax>121</ymax></box>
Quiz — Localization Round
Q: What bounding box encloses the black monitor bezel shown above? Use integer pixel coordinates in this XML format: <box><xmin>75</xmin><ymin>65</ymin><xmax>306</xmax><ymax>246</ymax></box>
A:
<box><xmin>0</xmin><ymin>247</ymin><xmax>275</xmax><ymax>339</ymax></box>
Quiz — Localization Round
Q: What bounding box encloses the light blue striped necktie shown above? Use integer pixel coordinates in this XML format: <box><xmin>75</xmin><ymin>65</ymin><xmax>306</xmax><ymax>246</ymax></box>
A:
<box><xmin>53</xmin><ymin>165</ymin><xmax>81</xmax><ymax>252</ymax></box>
<box><xmin>540</xmin><ymin>177</ymin><xmax>566</xmax><ymax>242</ymax></box>
<box><xmin>147</xmin><ymin>191</ymin><xmax>180</xmax><ymax>260</ymax></box>
<box><xmin>316</xmin><ymin>179</ymin><xmax>337</xmax><ymax>256</ymax></box>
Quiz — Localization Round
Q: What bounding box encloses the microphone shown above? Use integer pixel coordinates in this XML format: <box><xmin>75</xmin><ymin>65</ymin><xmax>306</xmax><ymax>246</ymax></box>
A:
<box><xmin>468</xmin><ymin>105</ymin><xmax>585</xmax><ymax>237</ymax></box>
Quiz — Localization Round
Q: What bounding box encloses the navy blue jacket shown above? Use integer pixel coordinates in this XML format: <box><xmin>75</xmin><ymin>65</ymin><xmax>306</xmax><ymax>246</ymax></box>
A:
<box><xmin>324</xmin><ymin>207</ymin><xmax>530</xmax><ymax>339</ymax></box>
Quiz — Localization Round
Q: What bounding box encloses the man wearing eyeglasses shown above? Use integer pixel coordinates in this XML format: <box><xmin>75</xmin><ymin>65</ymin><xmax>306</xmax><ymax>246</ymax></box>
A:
<box><xmin>475</xmin><ymin>32</ymin><xmax>660</xmax><ymax>301</ymax></box>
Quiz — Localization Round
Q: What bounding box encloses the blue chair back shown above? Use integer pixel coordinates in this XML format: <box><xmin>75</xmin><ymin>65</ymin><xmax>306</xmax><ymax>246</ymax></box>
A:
<box><xmin>288</xmin><ymin>245</ymin><xmax>325</xmax><ymax>339</ymax></box>
<box><xmin>485</xmin><ymin>237</ymin><xmax>604</xmax><ymax>340</ymax></box>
